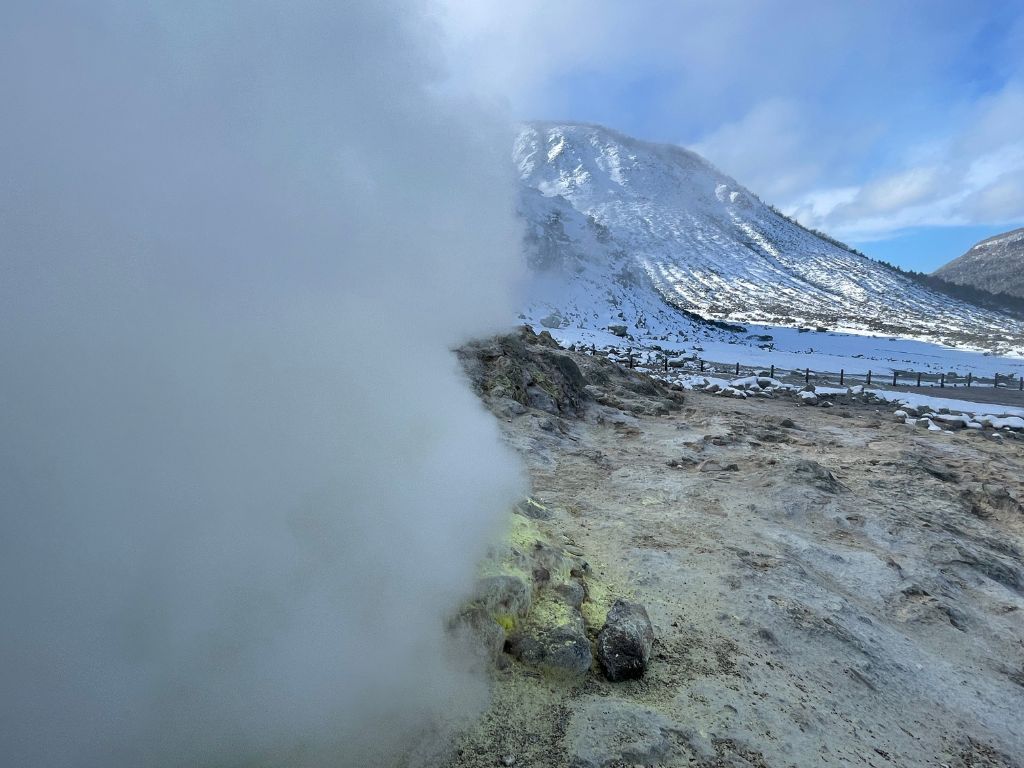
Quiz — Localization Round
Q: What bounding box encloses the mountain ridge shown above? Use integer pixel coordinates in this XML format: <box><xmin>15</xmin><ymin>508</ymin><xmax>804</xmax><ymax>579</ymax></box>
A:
<box><xmin>934</xmin><ymin>227</ymin><xmax>1024</xmax><ymax>300</ymax></box>
<box><xmin>515</xmin><ymin>121</ymin><xmax>1024</xmax><ymax>356</ymax></box>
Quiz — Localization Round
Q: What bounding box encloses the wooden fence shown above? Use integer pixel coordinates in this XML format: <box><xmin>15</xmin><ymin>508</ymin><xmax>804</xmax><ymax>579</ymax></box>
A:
<box><xmin>580</xmin><ymin>344</ymin><xmax>1024</xmax><ymax>392</ymax></box>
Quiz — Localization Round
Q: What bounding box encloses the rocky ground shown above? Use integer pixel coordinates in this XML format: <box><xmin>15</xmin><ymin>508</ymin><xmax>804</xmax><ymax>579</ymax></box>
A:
<box><xmin>446</xmin><ymin>327</ymin><xmax>1024</xmax><ymax>768</ymax></box>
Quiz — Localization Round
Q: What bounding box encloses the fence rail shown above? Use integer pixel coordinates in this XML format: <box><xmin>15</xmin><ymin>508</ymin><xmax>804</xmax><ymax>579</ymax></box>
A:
<box><xmin>578</xmin><ymin>343</ymin><xmax>1024</xmax><ymax>392</ymax></box>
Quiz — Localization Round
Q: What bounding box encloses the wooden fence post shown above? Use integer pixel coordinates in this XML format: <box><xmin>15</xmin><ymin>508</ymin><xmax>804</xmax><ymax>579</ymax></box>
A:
<box><xmin>1019</xmin><ymin>377</ymin><xmax>1023</xmax><ymax>391</ymax></box>
<box><xmin>770</xmin><ymin>364</ymin><xmax>775</xmax><ymax>378</ymax></box>
<box><xmin>700</xmin><ymin>359</ymin><xmax>705</xmax><ymax>372</ymax></box>
<box><xmin>735</xmin><ymin>362</ymin><xmax>740</xmax><ymax>376</ymax></box>
<box><xmin>840</xmin><ymin>369</ymin><xmax>844</xmax><ymax>386</ymax></box>
<box><xmin>967</xmin><ymin>372</ymin><xmax>972</xmax><ymax>388</ymax></box>
<box><xmin>916</xmin><ymin>372</ymin><xmax>922</xmax><ymax>387</ymax></box>
<box><xmin>892</xmin><ymin>371</ymin><xmax>897</xmax><ymax>387</ymax></box>
<box><xmin>591</xmin><ymin>344</ymin><xmax>596</xmax><ymax>355</ymax></box>
<box><xmin>940</xmin><ymin>374</ymin><xmax>944</xmax><ymax>388</ymax></box>
<box><xmin>867</xmin><ymin>370</ymin><xmax>872</xmax><ymax>386</ymax></box>
<box><xmin>628</xmin><ymin>350</ymin><xmax>633</xmax><ymax>369</ymax></box>
<box><xmin>805</xmin><ymin>368</ymin><xmax>810</xmax><ymax>384</ymax></box>
<box><xmin>663</xmin><ymin>355</ymin><xmax>668</xmax><ymax>373</ymax></box>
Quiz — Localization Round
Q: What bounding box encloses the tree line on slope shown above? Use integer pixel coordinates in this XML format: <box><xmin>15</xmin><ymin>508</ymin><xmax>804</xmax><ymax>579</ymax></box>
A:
<box><xmin>763</xmin><ymin>203</ymin><xmax>1024</xmax><ymax>320</ymax></box>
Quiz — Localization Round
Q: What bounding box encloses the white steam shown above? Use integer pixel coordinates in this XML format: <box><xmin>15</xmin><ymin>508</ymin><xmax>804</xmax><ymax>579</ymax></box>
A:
<box><xmin>0</xmin><ymin>2</ymin><xmax>523</xmax><ymax>766</ymax></box>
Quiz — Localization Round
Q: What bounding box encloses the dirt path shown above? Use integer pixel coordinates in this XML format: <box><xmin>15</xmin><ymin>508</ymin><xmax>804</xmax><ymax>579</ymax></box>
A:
<box><xmin>876</xmin><ymin>384</ymin><xmax>1024</xmax><ymax>409</ymax></box>
<box><xmin>451</xmin><ymin>334</ymin><xmax>1024</xmax><ymax>768</ymax></box>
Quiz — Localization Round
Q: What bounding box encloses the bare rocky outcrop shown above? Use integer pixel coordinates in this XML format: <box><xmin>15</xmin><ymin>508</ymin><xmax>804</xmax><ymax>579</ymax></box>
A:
<box><xmin>453</xmin><ymin>499</ymin><xmax>619</xmax><ymax>681</ymax></box>
<box><xmin>457</xmin><ymin>326</ymin><xmax>590</xmax><ymax>416</ymax></box>
<box><xmin>449</xmin><ymin>332</ymin><xmax>1024</xmax><ymax>768</ymax></box>
<box><xmin>458</xmin><ymin>325</ymin><xmax>685</xmax><ymax>420</ymax></box>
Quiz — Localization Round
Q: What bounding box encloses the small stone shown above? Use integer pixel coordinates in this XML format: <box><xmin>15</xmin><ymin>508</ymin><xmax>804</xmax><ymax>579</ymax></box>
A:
<box><xmin>570</xmin><ymin>559</ymin><xmax>591</xmax><ymax>578</ymax></box>
<box><xmin>514</xmin><ymin>496</ymin><xmax>551</xmax><ymax>520</ymax></box>
<box><xmin>501</xmin><ymin>755</ymin><xmax>516</xmax><ymax>766</ymax></box>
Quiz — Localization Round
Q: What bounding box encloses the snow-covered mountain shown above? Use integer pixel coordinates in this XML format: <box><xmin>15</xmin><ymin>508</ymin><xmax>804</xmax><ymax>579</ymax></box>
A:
<box><xmin>515</xmin><ymin>122</ymin><xmax>1024</xmax><ymax>355</ymax></box>
<box><xmin>934</xmin><ymin>227</ymin><xmax>1024</xmax><ymax>300</ymax></box>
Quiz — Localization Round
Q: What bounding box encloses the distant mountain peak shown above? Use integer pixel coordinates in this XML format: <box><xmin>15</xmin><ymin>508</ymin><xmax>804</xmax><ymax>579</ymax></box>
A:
<box><xmin>516</xmin><ymin>121</ymin><xmax>1024</xmax><ymax>354</ymax></box>
<box><xmin>972</xmin><ymin>227</ymin><xmax>1024</xmax><ymax>250</ymax></box>
<box><xmin>933</xmin><ymin>227</ymin><xmax>1024</xmax><ymax>300</ymax></box>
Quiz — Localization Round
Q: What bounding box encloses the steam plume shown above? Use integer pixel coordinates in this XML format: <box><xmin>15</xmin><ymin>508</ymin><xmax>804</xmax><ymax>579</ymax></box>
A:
<box><xmin>0</xmin><ymin>2</ymin><xmax>523</xmax><ymax>766</ymax></box>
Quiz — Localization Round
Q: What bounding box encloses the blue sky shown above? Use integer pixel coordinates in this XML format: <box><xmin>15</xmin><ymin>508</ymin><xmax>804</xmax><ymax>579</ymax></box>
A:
<box><xmin>849</xmin><ymin>226</ymin><xmax>1011</xmax><ymax>273</ymax></box>
<box><xmin>441</xmin><ymin>1</ymin><xmax>1024</xmax><ymax>272</ymax></box>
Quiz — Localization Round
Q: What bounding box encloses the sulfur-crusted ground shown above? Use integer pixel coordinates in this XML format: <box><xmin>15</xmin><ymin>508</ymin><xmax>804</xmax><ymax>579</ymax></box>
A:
<box><xmin>448</xmin><ymin>328</ymin><xmax>1024</xmax><ymax>768</ymax></box>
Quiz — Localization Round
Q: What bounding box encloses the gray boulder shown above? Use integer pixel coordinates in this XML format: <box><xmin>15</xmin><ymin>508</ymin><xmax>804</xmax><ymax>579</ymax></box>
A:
<box><xmin>505</xmin><ymin>620</ymin><xmax>592</xmax><ymax>677</ymax></box>
<box><xmin>451</xmin><ymin>606</ymin><xmax>506</xmax><ymax>660</ymax></box>
<box><xmin>597</xmin><ymin>599</ymin><xmax>655</xmax><ymax>681</ymax></box>
<box><xmin>797</xmin><ymin>390</ymin><xmax>819</xmax><ymax>405</ymax></box>
<box><xmin>505</xmin><ymin>591</ymin><xmax>593</xmax><ymax>676</ymax></box>
<box><xmin>553</xmin><ymin>580</ymin><xmax>586</xmax><ymax>609</ymax></box>
<box><xmin>542</xmin><ymin>624</ymin><xmax>593</xmax><ymax>675</ymax></box>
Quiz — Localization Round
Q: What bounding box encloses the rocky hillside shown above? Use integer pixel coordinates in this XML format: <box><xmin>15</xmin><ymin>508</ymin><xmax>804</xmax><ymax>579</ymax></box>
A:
<box><xmin>451</xmin><ymin>329</ymin><xmax>1024</xmax><ymax>768</ymax></box>
<box><xmin>516</xmin><ymin>122</ymin><xmax>1024</xmax><ymax>354</ymax></box>
<box><xmin>934</xmin><ymin>227</ymin><xmax>1024</xmax><ymax>300</ymax></box>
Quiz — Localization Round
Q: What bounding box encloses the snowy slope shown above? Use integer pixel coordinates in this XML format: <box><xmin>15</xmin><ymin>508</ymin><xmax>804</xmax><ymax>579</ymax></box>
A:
<box><xmin>934</xmin><ymin>227</ymin><xmax>1024</xmax><ymax>299</ymax></box>
<box><xmin>515</xmin><ymin>122</ymin><xmax>1024</xmax><ymax>357</ymax></box>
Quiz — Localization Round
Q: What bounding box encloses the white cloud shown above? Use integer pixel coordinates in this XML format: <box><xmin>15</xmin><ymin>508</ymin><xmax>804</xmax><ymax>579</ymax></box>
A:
<box><xmin>438</xmin><ymin>1</ymin><xmax>1024</xmax><ymax>241</ymax></box>
<box><xmin>963</xmin><ymin>174</ymin><xmax>1024</xmax><ymax>222</ymax></box>
<box><xmin>691</xmin><ymin>99</ymin><xmax>825</xmax><ymax>200</ymax></box>
<box><xmin>796</xmin><ymin>81</ymin><xmax>1024</xmax><ymax>240</ymax></box>
<box><xmin>435</xmin><ymin>0</ymin><xmax>619</xmax><ymax>109</ymax></box>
